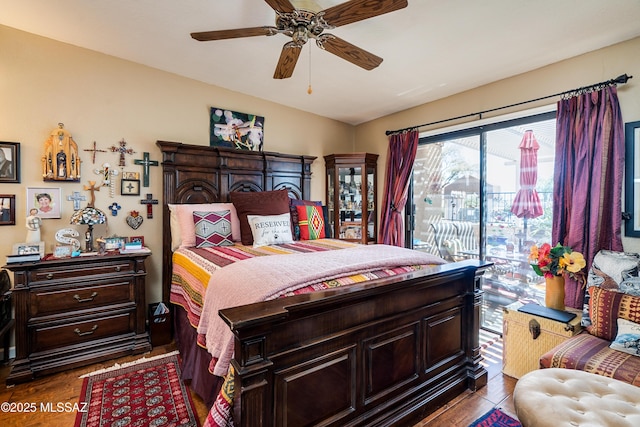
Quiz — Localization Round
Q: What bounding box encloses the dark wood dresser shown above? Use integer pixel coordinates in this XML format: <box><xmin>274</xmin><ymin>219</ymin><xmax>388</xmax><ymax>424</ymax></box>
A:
<box><xmin>4</xmin><ymin>252</ymin><xmax>151</xmax><ymax>384</ymax></box>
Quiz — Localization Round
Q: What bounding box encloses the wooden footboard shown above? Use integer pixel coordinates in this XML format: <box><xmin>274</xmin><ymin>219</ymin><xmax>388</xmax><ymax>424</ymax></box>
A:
<box><xmin>220</xmin><ymin>259</ymin><xmax>490</xmax><ymax>426</ymax></box>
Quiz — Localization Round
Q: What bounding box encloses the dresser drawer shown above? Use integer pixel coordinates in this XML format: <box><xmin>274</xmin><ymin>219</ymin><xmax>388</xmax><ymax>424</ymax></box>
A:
<box><xmin>29</xmin><ymin>280</ymin><xmax>133</xmax><ymax>318</ymax></box>
<box><xmin>30</xmin><ymin>311</ymin><xmax>134</xmax><ymax>353</ymax></box>
<box><xmin>27</xmin><ymin>260</ymin><xmax>135</xmax><ymax>284</ymax></box>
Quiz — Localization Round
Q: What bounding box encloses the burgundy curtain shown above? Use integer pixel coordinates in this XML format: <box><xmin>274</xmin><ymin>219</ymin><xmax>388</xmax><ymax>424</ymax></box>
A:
<box><xmin>552</xmin><ymin>85</ymin><xmax>625</xmax><ymax>308</ymax></box>
<box><xmin>379</xmin><ymin>129</ymin><xmax>419</xmax><ymax>246</ymax></box>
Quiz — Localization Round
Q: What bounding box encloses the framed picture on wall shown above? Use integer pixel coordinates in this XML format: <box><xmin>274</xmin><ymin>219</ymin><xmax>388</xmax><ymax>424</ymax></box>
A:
<box><xmin>0</xmin><ymin>141</ymin><xmax>20</xmax><ymax>183</ymax></box>
<box><xmin>210</xmin><ymin>107</ymin><xmax>264</xmax><ymax>151</ymax></box>
<box><xmin>26</xmin><ymin>187</ymin><xmax>62</xmax><ymax>219</ymax></box>
<box><xmin>0</xmin><ymin>195</ymin><xmax>16</xmax><ymax>225</ymax></box>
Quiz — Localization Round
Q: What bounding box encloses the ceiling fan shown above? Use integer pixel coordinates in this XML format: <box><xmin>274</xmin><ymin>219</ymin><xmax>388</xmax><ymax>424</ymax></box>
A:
<box><xmin>191</xmin><ymin>0</ymin><xmax>408</xmax><ymax>79</ymax></box>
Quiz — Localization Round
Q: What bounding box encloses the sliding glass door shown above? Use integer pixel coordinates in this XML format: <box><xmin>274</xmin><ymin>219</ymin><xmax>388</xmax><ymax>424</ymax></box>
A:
<box><xmin>408</xmin><ymin>111</ymin><xmax>556</xmax><ymax>334</ymax></box>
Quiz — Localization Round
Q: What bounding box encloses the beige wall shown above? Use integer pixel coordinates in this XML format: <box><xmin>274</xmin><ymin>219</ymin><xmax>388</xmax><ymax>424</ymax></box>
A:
<box><xmin>0</xmin><ymin>25</ymin><xmax>355</xmax><ymax>303</ymax></box>
<box><xmin>355</xmin><ymin>36</ymin><xmax>640</xmax><ymax>252</ymax></box>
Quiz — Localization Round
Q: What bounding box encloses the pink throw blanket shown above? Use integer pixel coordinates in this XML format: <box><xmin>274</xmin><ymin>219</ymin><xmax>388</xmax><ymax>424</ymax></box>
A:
<box><xmin>197</xmin><ymin>244</ymin><xmax>445</xmax><ymax>376</ymax></box>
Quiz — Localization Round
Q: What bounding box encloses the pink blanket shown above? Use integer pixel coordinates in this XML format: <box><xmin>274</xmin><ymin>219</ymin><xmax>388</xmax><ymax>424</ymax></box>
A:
<box><xmin>197</xmin><ymin>244</ymin><xmax>445</xmax><ymax>376</ymax></box>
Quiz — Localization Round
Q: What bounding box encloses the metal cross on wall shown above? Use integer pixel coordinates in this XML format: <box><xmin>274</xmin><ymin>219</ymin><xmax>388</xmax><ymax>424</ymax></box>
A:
<box><xmin>110</xmin><ymin>139</ymin><xmax>135</xmax><ymax>167</ymax></box>
<box><xmin>67</xmin><ymin>191</ymin><xmax>87</xmax><ymax>211</ymax></box>
<box><xmin>83</xmin><ymin>141</ymin><xmax>107</xmax><ymax>164</ymax></box>
<box><xmin>133</xmin><ymin>152</ymin><xmax>159</xmax><ymax>187</ymax></box>
<box><xmin>140</xmin><ymin>193</ymin><xmax>158</xmax><ymax>219</ymax></box>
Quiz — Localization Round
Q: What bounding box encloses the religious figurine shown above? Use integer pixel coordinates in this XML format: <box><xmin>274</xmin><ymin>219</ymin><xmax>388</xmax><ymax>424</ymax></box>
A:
<box><xmin>42</xmin><ymin>123</ymin><xmax>81</xmax><ymax>181</ymax></box>
<box><xmin>26</xmin><ymin>208</ymin><xmax>42</xmax><ymax>243</ymax></box>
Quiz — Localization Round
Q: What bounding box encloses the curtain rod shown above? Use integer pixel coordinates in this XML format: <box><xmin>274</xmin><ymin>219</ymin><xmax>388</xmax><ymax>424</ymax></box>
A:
<box><xmin>385</xmin><ymin>73</ymin><xmax>633</xmax><ymax>136</ymax></box>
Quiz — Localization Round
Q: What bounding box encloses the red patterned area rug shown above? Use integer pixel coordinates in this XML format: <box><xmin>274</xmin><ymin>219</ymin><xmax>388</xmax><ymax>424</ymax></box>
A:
<box><xmin>74</xmin><ymin>351</ymin><xmax>200</xmax><ymax>427</ymax></box>
<box><xmin>469</xmin><ymin>408</ymin><xmax>521</xmax><ymax>427</ymax></box>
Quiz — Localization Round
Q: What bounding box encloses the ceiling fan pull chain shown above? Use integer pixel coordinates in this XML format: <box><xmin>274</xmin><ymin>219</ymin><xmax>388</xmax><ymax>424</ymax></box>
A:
<box><xmin>307</xmin><ymin>45</ymin><xmax>313</xmax><ymax>95</ymax></box>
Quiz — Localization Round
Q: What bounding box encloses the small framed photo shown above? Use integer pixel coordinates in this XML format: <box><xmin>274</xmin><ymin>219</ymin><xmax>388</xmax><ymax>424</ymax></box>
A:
<box><xmin>53</xmin><ymin>245</ymin><xmax>73</xmax><ymax>258</ymax></box>
<box><xmin>13</xmin><ymin>241</ymin><xmax>45</xmax><ymax>257</ymax></box>
<box><xmin>0</xmin><ymin>195</ymin><xmax>16</xmax><ymax>225</ymax></box>
<box><xmin>129</xmin><ymin>235</ymin><xmax>145</xmax><ymax>246</ymax></box>
<box><xmin>121</xmin><ymin>179</ymin><xmax>140</xmax><ymax>196</ymax></box>
<box><xmin>122</xmin><ymin>171</ymin><xmax>140</xmax><ymax>180</ymax></box>
<box><xmin>0</xmin><ymin>141</ymin><xmax>20</xmax><ymax>183</ymax></box>
<box><xmin>104</xmin><ymin>236</ymin><xmax>126</xmax><ymax>251</ymax></box>
<box><xmin>26</xmin><ymin>187</ymin><xmax>62</xmax><ymax>219</ymax></box>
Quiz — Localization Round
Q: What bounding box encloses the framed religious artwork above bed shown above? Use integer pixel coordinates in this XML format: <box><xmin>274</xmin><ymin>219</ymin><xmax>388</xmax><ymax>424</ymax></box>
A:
<box><xmin>624</xmin><ymin>120</ymin><xmax>640</xmax><ymax>237</ymax></box>
<box><xmin>209</xmin><ymin>107</ymin><xmax>264</xmax><ymax>151</ymax></box>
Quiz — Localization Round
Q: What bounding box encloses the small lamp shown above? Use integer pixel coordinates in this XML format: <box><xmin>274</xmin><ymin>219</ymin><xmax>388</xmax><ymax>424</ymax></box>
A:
<box><xmin>70</xmin><ymin>206</ymin><xmax>106</xmax><ymax>252</ymax></box>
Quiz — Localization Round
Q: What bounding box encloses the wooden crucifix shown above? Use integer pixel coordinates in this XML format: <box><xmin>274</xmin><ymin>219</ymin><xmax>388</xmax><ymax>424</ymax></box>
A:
<box><xmin>83</xmin><ymin>181</ymin><xmax>100</xmax><ymax>207</ymax></box>
<box><xmin>140</xmin><ymin>193</ymin><xmax>158</xmax><ymax>219</ymax></box>
<box><xmin>67</xmin><ymin>191</ymin><xmax>87</xmax><ymax>211</ymax></box>
<box><xmin>83</xmin><ymin>141</ymin><xmax>107</xmax><ymax>164</ymax></box>
<box><xmin>110</xmin><ymin>138</ymin><xmax>135</xmax><ymax>167</ymax></box>
<box><xmin>133</xmin><ymin>152</ymin><xmax>159</xmax><ymax>187</ymax></box>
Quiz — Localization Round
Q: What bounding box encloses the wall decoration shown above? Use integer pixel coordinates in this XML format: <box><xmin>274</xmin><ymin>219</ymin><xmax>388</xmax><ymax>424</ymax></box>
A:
<box><xmin>121</xmin><ymin>179</ymin><xmax>140</xmax><ymax>196</ymax></box>
<box><xmin>126</xmin><ymin>210</ymin><xmax>143</xmax><ymax>230</ymax></box>
<box><xmin>0</xmin><ymin>141</ymin><xmax>20</xmax><ymax>183</ymax></box>
<box><xmin>110</xmin><ymin>139</ymin><xmax>135</xmax><ymax>166</ymax></box>
<box><xmin>42</xmin><ymin>123</ymin><xmax>82</xmax><ymax>182</ymax></box>
<box><xmin>140</xmin><ymin>193</ymin><xmax>158</xmax><ymax>218</ymax></box>
<box><xmin>26</xmin><ymin>187</ymin><xmax>62</xmax><ymax>219</ymax></box>
<box><xmin>83</xmin><ymin>141</ymin><xmax>107</xmax><ymax>164</ymax></box>
<box><xmin>133</xmin><ymin>152</ymin><xmax>158</xmax><ymax>187</ymax></box>
<box><xmin>0</xmin><ymin>195</ymin><xmax>16</xmax><ymax>225</ymax></box>
<box><xmin>122</xmin><ymin>171</ymin><xmax>139</xmax><ymax>180</ymax></box>
<box><xmin>108</xmin><ymin>202</ymin><xmax>122</xmax><ymax>216</ymax></box>
<box><xmin>95</xmin><ymin>162</ymin><xmax>118</xmax><ymax>197</ymax></box>
<box><xmin>83</xmin><ymin>181</ymin><xmax>101</xmax><ymax>207</ymax></box>
<box><xmin>67</xmin><ymin>191</ymin><xmax>86</xmax><ymax>211</ymax></box>
<box><xmin>210</xmin><ymin>107</ymin><xmax>264</xmax><ymax>151</ymax></box>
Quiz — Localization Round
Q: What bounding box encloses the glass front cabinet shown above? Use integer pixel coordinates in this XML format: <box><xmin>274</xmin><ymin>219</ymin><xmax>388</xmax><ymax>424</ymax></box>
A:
<box><xmin>325</xmin><ymin>153</ymin><xmax>378</xmax><ymax>244</ymax></box>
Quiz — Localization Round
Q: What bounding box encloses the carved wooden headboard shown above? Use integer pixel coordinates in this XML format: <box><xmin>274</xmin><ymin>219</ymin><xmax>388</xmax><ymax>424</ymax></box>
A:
<box><xmin>156</xmin><ymin>140</ymin><xmax>316</xmax><ymax>302</ymax></box>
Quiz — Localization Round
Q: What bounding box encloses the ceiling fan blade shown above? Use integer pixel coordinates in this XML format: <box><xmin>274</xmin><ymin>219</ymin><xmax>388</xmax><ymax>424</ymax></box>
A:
<box><xmin>264</xmin><ymin>0</ymin><xmax>296</xmax><ymax>14</ymax></box>
<box><xmin>317</xmin><ymin>35</ymin><xmax>382</xmax><ymax>70</ymax></box>
<box><xmin>322</xmin><ymin>0</ymin><xmax>408</xmax><ymax>27</ymax></box>
<box><xmin>191</xmin><ymin>27</ymin><xmax>275</xmax><ymax>41</ymax></box>
<box><xmin>273</xmin><ymin>42</ymin><xmax>302</xmax><ymax>79</ymax></box>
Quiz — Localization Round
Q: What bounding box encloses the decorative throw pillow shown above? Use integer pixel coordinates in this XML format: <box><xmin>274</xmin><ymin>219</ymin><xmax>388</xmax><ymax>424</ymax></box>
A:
<box><xmin>582</xmin><ymin>250</ymin><xmax>640</xmax><ymax>328</ymax></box>
<box><xmin>587</xmin><ymin>286</ymin><xmax>640</xmax><ymax>341</ymax></box>
<box><xmin>610</xmin><ymin>318</ymin><xmax>640</xmax><ymax>356</ymax></box>
<box><xmin>168</xmin><ymin>203</ymin><xmax>241</xmax><ymax>248</ymax></box>
<box><xmin>290</xmin><ymin>199</ymin><xmax>321</xmax><ymax>240</ymax></box>
<box><xmin>296</xmin><ymin>204</ymin><xmax>326</xmax><ymax>240</ymax></box>
<box><xmin>246</xmin><ymin>213</ymin><xmax>294</xmax><ymax>247</ymax></box>
<box><xmin>230</xmin><ymin>190</ymin><xmax>291</xmax><ymax>245</ymax></box>
<box><xmin>193</xmin><ymin>210</ymin><xmax>233</xmax><ymax>248</ymax></box>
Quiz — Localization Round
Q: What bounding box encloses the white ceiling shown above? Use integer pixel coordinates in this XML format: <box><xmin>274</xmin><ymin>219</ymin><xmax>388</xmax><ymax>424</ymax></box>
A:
<box><xmin>2</xmin><ymin>0</ymin><xmax>640</xmax><ymax>125</ymax></box>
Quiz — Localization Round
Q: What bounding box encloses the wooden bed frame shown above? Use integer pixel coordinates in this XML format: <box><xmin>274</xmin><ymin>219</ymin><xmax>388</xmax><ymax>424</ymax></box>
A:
<box><xmin>158</xmin><ymin>141</ymin><xmax>490</xmax><ymax>427</ymax></box>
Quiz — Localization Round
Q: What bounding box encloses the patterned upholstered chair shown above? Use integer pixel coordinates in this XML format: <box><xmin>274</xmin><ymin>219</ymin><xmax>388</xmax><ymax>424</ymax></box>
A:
<box><xmin>539</xmin><ymin>250</ymin><xmax>640</xmax><ymax>386</ymax></box>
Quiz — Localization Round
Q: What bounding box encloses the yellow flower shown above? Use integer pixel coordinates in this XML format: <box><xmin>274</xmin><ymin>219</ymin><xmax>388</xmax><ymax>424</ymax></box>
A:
<box><xmin>562</xmin><ymin>252</ymin><xmax>586</xmax><ymax>273</ymax></box>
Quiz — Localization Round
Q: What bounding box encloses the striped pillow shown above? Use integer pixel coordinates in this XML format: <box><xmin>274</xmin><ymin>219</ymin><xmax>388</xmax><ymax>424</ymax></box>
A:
<box><xmin>588</xmin><ymin>286</ymin><xmax>640</xmax><ymax>341</ymax></box>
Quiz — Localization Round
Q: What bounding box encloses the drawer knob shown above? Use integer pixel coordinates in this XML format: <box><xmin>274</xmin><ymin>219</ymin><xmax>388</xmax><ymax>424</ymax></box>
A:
<box><xmin>46</xmin><ymin>273</ymin><xmax>54</xmax><ymax>280</ymax></box>
<box><xmin>73</xmin><ymin>292</ymin><xmax>98</xmax><ymax>303</ymax></box>
<box><xmin>74</xmin><ymin>325</ymin><xmax>98</xmax><ymax>336</ymax></box>
<box><xmin>115</xmin><ymin>266</ymin><xmax>121</xmax><ymax>272</ymax></box>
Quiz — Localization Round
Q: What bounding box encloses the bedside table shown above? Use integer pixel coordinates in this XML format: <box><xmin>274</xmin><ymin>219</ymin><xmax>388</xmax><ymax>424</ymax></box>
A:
<box><xmin>3</xmin><ymin>252</ymin><xmax>151</xmax><ymax>384</ymax></box>
<box><xmin>502</xmin><ymin>301</ymin><xmax>582</xmax><ymax>379</ymax></box>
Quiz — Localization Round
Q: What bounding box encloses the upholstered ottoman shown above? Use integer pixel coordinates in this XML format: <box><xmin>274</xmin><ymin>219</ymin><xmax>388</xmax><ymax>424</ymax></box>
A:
<box><xmin>513</xmin><ymin>368</ymin><xmax>640</xmax><ymax>426</ymax></box>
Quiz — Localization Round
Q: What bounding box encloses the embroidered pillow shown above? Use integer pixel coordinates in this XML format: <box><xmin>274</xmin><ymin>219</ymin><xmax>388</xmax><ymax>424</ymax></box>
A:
<box><xmin>290</xmin><ymin>199</ymin><xmax>332</xmax><ymax>239</ymax></box>
<box><xmin>295</xmin><ymin>204</ymin><xmax>326</xmax><ymax>240</ymax></box>
<box><xmin>246</xmin><ymin>213</ymin><xmax>294</xmax><ymax>247</ymax></box>
<box><xmin>193</xmin><ymin>210</ymin><xmax>233</xmax><ymax>248</ymax></box>
<box><xmin>230</xmin><ymin>190</ymin><xmax>291</xmax><ymax>245</ymax></box>
<box><xmin>610</xmin><ymin>318</ymin><xmax>640</xmax><ymax>357</ymax></box>
<box><xmin>587</xmin><ymin>286</ymin><xmax>640</xmax><ymax>341</ymax></box>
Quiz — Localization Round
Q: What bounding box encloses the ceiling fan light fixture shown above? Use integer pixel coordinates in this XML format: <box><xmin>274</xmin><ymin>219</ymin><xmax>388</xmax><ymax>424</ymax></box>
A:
<box><xmin>292</xmin><ymin>26</ymin><xmax>309</xmax><ymax>45</ymax></box>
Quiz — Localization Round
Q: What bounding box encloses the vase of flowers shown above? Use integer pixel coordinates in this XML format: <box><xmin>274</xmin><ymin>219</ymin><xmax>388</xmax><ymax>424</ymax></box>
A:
<box><xmin>528</xmin><ymin>243</ymin><xmax>586</xmax><ymax>310</ymax></box>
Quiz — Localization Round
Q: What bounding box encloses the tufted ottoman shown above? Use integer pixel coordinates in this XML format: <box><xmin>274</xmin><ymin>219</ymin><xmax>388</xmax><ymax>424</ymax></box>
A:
<box><xmin>513</xmin><ymin>368</ymin><xmax>640</xmax><ymax>426</ymax></box>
